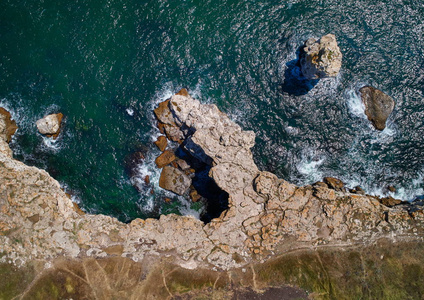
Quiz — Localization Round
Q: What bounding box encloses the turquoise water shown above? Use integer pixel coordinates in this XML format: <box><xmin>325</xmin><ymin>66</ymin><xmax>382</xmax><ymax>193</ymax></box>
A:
<box><xmin>1</xmin><ymin>0</ymin><xmax>424</xmax><ymax>222</ymax></box>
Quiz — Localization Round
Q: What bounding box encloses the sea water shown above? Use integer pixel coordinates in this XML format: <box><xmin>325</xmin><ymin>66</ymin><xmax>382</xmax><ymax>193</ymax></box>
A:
<box><xmin>1</xmin><ymin>0</ymin><xmax>423</xmax><ymax>222</ymax></box>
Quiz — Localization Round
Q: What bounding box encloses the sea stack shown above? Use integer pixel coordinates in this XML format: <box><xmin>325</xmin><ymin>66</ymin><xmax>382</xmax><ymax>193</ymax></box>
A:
<box><xmin>360</xmin><ymin>86</ymin><xmax>395</xmax><ymax>131</ymax></box>
<box><xmin>36</xmin><ymin>113</ymin><xmax>64</xmax><ymax>139</ymax></box>
<box><xmin>300</xmin><ymin>34</ymin><xmax>342</xmax><ymax>79</ymax></box>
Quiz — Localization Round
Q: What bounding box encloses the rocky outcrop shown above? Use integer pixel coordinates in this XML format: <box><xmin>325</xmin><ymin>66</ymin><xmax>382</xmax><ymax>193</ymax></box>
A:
<box><xmin>300</xmin><ymin>34</ymin><xmax>342</xmax><ymax>79</ymax></box>
<box><xmin>360</xmin><ymin>86</ymin><xmax>395</xmax><ymax>130</ymax></box>
<box><xmin>36</xmin><ymin>113</ymin><xmax>64</xmax><ymax>138</ymax></box>
<box><xmin>1</xmin><ymin>93</ymin><xmax>424</xmax><ymax>273</ymax></box>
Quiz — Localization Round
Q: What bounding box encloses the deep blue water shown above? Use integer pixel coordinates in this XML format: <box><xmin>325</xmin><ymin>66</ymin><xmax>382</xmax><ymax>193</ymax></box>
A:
<box><xmin>1</xmin><ymin>0</ymin><xmax>424</xmax><ymax>222</ymax></box>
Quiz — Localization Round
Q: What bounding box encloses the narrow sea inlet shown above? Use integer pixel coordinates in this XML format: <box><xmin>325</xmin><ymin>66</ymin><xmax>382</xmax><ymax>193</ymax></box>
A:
<box><xmin>1</xmin><ymin>0</ymin><xmax>424</xmax><ymax>222</ymax></box>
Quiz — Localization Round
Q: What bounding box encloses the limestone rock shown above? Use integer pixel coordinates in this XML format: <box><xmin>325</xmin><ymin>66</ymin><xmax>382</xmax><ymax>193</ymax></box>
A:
<box><xmin>300</xmin><ymin>34</ymin><xmax>342</xmax><ymax>79</ymax></box>
<box><xmin>155</xmin><ymin>150</ymin><xmax>176</xmax><ymax>168</ymax></box>
<box><xmin>159</xmin><ymin>166</ymin><xmax>191</xmax><ymax>195</ymax></box>
<box><xmin>36</xmin><ymin>113</ymin><xmax>63</xmax><ymax>138</ymax></box>
<box><xmin>154</xmin><ymin>135</ymin><xmax>168</xmax><ymax>151</ymax></box>
<box><xmin>360</xmin><ymin>86</ymin><xmax>395</xmax><ymax>131</ymax></box>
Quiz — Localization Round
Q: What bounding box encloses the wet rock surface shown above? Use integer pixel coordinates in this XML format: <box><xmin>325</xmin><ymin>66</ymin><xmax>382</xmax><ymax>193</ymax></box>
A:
<box><xmin>300</xmin><ymin>34</ymin><xmax>342</xmax><ymax>79</ymax></box>
<box><xmin>360</xmin><ymin>86</ymin><xmax>395</xmax><ymax>130</ymax></box>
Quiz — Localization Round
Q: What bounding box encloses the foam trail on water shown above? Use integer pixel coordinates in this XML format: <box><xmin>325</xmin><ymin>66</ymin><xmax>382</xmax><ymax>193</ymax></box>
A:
<box><xmin>41</xmin><ymin>136</ymin><xmax>61</xmax><ymax>151</ymax></box>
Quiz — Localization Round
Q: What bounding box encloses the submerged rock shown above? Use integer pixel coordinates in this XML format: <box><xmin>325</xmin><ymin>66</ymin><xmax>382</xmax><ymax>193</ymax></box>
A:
<box><xmin>360</xmin><ymin>86</ymin><xmax>395</xmax><ymax>131</ymax></box>
<box><xmin>300</xmin><ymin>34</ymin><xmax>342</xmax><ymax>79</ymax></box>
<box><xmin>36</xmin><ymin>113</ymin><xmax>64</xmax><ymax>138</ymax></box>
<box><xmin>159</xmin><ymin>165</ymin><xmax>191</xmax><ymax>195</ymax></box>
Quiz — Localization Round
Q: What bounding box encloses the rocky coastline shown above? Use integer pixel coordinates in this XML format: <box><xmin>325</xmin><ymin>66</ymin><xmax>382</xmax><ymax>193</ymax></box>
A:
<box><xmin>2</xmin><ymin>89</ymin><xmax>424</xmax><ymax>268</ymax></box>
<box><xmin>1</xmin><ymin>89</ymin><xmax>424</xmax><ymax>297</ymax></box>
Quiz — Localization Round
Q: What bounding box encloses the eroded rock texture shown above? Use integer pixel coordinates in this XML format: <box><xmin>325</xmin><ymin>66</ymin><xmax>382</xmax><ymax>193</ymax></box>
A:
<box><xmin>1</xmin><ymin>93</ymin><xmax>423</xmax><ymax>273</ymax></box>
<box><xmin>300</xmin><ymin>34</ymin><xmax>342</xmax><ymax>79</ymax></box>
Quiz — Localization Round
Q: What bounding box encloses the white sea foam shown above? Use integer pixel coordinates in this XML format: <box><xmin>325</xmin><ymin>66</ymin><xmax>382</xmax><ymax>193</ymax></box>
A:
<box><xmin>126</xmin><ymin>108</ymin><xmax>134</xmax><ymax>116</ymax></box>
<box><xmin>178</xmin><ymin>197</ymin><xmax>202</xmax><ymax>219</ymax></box>
<box><xmin>346</xmin><ymin>89</ymin><xmax>366</xmax><ymax>118</ymax></box>
<box><xmin>41</xmin><ymin>135</ymin><xmax>61</xmax><ymax>151</ymax></box>
<box><xmin>296</xmin><ymin>151</ymin><xmax>325</xmax><ymax>184</ymax></box>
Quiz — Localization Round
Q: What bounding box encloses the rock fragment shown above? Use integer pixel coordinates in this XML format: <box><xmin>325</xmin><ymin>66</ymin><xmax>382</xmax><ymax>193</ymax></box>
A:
<box><xmin>323</xmin><ymin>177</ymin><xmax>345</xmax><ymax>191</ymax></box>
<box><xmin>378</xmin><ymin>196</ymin><xmax>403</xmax><ymax>208</ymax></box>
<box><xmin>154</xmin><ymin>136</ymin><xmax>168</xmax><ymax>151</ymax></box>
<box><xmin>36</xmin><ymin>113</ymin><xmax>63</xmax><ymax>138</ymax></box>
<box><xmin>159</xmin><ymin>166</ymin><xmax>191</xmax><ymax>195</ymax></box>
<box><xmin>154</xmin><ymin>100</ymin><xmax>184</xmax><ymax>142</ymax></box>
<box><xmin>155</xmin><ymin>150</ymin><xmax>176</xmax><ymax>168</ymax></box>
<box><xmin>360</xmin><ymin>86</ymin><xmax>395</xmax><ymax>131</ymax></box>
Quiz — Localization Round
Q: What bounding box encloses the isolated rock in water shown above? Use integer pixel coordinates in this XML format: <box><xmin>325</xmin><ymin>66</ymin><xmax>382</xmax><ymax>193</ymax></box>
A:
<box><xmin>360</xmin><ymin>86</ymin><xmax>395</xmax><ymax>131</ymax></box>
<box><xmin>36</xmin><ymin>113</ymin><xmax>63</xmax><ymax>138</ymax></box>
<box><xmin>159</xmin><ymin>165</ymin><xmax>191</xmax><ymax>195</ymax></box>
<box><xmin>0</xmin><ymin>107</ymin><xmax>18</xmax><ymax>143</ymax></box>
<box><xmin>300</xmin><ymin>34</ymin><xmax>342</xmax><ymax>79</ymax></box>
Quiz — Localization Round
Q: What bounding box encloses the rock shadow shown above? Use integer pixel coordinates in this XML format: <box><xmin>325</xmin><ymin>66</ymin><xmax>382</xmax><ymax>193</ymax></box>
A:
<box><xmin>281</xmin><ymin>46</ymin><xmax>319</xmax><ymax>96</ymax></box>
<box><xmin>175</xmin><ymin>146</ymin><xmax>229</xmax><ymax>224</ymax></box>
